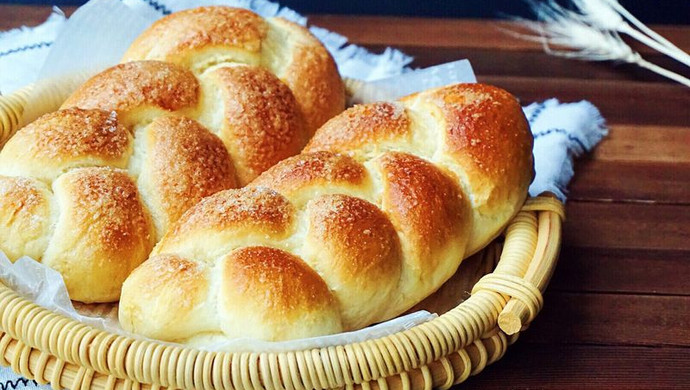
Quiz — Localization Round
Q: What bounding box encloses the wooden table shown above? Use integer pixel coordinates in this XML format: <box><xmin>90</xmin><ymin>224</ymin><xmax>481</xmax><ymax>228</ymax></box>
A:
<box><xmin>2</xmin><ymin>5</ymin><xmax>689</xmax><ymax>389</ymax></box>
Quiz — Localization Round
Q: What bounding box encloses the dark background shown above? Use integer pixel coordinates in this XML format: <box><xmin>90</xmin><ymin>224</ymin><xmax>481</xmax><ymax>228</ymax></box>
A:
<box><xmin>1</xmin><ymin>0</ymin><xmax>689</xmax><ymax>24</ymax></box>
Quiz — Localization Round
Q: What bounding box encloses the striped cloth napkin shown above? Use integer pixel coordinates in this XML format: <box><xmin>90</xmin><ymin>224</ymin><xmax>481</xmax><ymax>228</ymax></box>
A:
<box><xmin>0</xmin><ymin>0</ymin><xmax>606</xmax><ymax>388</ymax></box>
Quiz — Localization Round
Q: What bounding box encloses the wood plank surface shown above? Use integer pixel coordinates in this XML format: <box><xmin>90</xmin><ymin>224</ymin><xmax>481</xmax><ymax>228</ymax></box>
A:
<box><xmin>1</xmin><ymin>4</ymin><xmax>689</xmax><ymax>390</ymax></box>
<box><xmin>0</xmin><ymin>5</ymin><xmax>72</xmax><ymax>30</ymax></box>
<box><xmin>564</xmin><ymin>202</ymin><xmax>690</xmax><ymax>251</ymax></box>
<box><xmin>360</xmin><ymin>45</ymin><xmax>690</xmax><ymax>83</ymax></box>
<box><xmin>463</xmin><ymin>344</ymin><xmax>690</xmax><ymax>389</ymax></box>
<box><xmin>481</xmin><ymin>76</ymin><xmax>690</xmax><ymax>126</ymax></box>
<box><xmin>3</xmin><ymin>6</ymin><xmax>690</xmax><ymax>55</ymax></box>
<box><xmin>522</xmin><ymin>292</ymin><xmax>690</xmax><ymax>347</ymax></box>
<box><xmin>592</xmin><ymin>125</ymin><xmax>690</xmax><ymax>163</ymax></box>
<box><xmin>569</xmin><ymin>161</ymin><xmax>690</xmax><ymax>204</ymax></box>
<box><xmin>309</xmin><ymin>16</ymin><xmax>690</xmax><ymax>54</ymax></box>
<box><xmin>552</xmin><ymin>248</ymin><xmax>690</xmax><ymax>295</ymax></box>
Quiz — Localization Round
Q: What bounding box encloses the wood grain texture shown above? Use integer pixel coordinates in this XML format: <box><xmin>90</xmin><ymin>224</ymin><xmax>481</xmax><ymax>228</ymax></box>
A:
<box><xmin>1</xmin><ymin>5</ymin><xmax>689</xmax><ymax>389</ymax></box>
<box><xmin>481</xmin><ymin>76</ymin><xmax>690</xmax><ymax>126</ymax></box>
<box><xmin>308</xmin><ymin>16</ymin><xmax>690</xmax><ymax>54</ymax></box>
<box><xmin>552</xmin><ymin>248</ymin><xmax>690</xmax><ymax>295</ymax></box>
<box><xmin>564</xmin><ymin>202</ymin><xmax>690</xmax><ymax>251</ymax></box>
<box><xmin>3</xmin><ymin>6</ymin><xmax>689</xmax><ymax>54</ymax></box>
<box><xmin>522</xmin><ymin>292</ymin><xmax>690</xmax><ymax>346</ymax></box>
<box><xmin>569</xmin><ymin>161</ymin><xmax>690</xmax><ymax>204</ymax></box>
<box><xmin>360</xmin><ymin>45</ymin><xmax>690</xmax><ymax>83</ymax></box>
<box><xmin>0</xmin><ymin>5</ymin><xmax>74</xmax><ymax>31</ymax></box>
<box><xmin>463</xmin><ymin>344</ymin><xmax>690</xmax><ymax>389</ymax></box>
<box><xmin>593</xmin><ymin>125</ymin><xmax>690</xmax><ymax>163</ymax></box>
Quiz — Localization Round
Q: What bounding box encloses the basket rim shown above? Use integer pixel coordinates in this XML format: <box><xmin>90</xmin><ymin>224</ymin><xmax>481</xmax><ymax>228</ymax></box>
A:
<box><xmin>0</xmin><ymin>196</ymin><xmax>564</xmax><ymax>389</ymax></box>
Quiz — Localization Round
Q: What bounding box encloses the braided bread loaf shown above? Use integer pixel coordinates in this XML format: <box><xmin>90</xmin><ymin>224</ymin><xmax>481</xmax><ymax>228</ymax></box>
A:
<box><xmin>0</xmin><ymin>6</ymin><xmax>344</xmax><ymax>303</ymax></box>
<box><xmin>119</xmin><ymin>83</ymin><xmax>534</xmax><ymax>342</ymax></box>
<box><xmin>122</xmin><ymin>6</ymin><xmax>345</xmax><ymax>135</ymax></box>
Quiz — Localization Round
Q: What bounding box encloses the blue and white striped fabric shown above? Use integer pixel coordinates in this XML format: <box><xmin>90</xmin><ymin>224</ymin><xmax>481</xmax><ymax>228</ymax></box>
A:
<box><xmin>0</xmin><ymin>0</ymin><xmax>606</xmax><ymax>388</ymax></box>
<box><xmin>524</xmin><ymin>98</ymin><xmax>607</xmax><ymax>200</ymax></box>
<box><xmin>0</xmin><ymin>375</ymin><xmax>43</xmax><ymax>390</ymax></box>
<box><xmin>0</xmin><ymin>8</ymin><xmax>65</xmax><ymax>94</ymax></box>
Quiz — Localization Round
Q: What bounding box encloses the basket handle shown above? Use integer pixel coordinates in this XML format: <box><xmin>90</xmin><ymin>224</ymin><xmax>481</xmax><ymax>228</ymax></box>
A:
<box><xmin>470</xmin><ymin>194</ymin><xmax>564</xmax><ymax>335</ymax></box>
<box><xmin>500</xmin><ymin>195</ymin><xmax>565</xmax><ymax>334</ymax></box>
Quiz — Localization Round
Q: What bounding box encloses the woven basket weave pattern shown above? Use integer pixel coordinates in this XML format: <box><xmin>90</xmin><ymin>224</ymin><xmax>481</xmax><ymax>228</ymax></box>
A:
<box><xmin>0</xmin><ymin>86</ymin><xmax>32</xmax><ymax>147</ymax></box>
<box><xmin>0</xmin><ymin>88</ymin><xmax>564</xmax><ymax>390</ymax></box>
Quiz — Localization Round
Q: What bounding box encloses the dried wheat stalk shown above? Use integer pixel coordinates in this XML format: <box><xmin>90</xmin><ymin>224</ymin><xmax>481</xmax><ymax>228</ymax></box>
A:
<box><xmin>509</xmin><ymin>0</ymin><xmax>690</xmax><ymax>87</ymax></box>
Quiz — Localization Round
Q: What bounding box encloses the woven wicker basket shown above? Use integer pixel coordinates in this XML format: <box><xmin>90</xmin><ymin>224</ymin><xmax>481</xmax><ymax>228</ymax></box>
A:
<box><xmin>0</xmin><ymin>85</ymin><xmax>565</xmax><ymax>390</ymax></box>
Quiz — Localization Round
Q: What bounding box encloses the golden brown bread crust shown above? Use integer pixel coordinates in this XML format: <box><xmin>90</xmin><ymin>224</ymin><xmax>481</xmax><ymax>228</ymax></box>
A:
<box><xmin>137</xmin><ymin>115</ymin><xmax>237</xmax><ymax>237</ymax></box>
<box><xmin>44</xmin><ymin>168</ymin><xmax>155</xmax><ymax>302</ymax></box>
<box><xmin>266</xmin><ymin>18</ymin><xmax>346</xmax><ymax>133</ymax></box>
<box><xmin>123</xmin><ymin>246</ymin><xmax>342</xmax><ymax>342</ymax></box>
<box><xmin>122</xmin><ymin>6</ymin><xmax>344</xmax><ymax>134</ymax></box>
<box><xmin>379</xmin><ymin>152</ymin><xmax>468</xmax><ymax>263</ymax></box>
<box><xmin>120</xmin><ymin>83</ymin><xmax>534</xmax><ymax>342</ymax></box>
<box><xmin>0</xmin><ymin>108</ymin><xmax>132</xmax><ymax>182</ymax></box>
<box><xmin>0</xmin><ymin>5</ymin><xmax>344</xmax><ymax>304</ymax></box>
<box><xmin>378</xmin><ymin>152</ymin><xmax>471</xmax><ymax>312</ymax></box>
<box><xmin>307</xmin><ymin>83</ymin><xmax>534</xmax><ymax>254</ymax></box>
<box><xmin>304</xmin><ymin>101</ymin><xmax>411</xmax><ymax>154</ymax></box>
<box><xmin>0</xmin><ymin>177</ymin><xmax>54</xmax><ymax>262</ymax></box>
<box><xmin>205</xmin><ymin>65</ymin><xmax>307</xmax><ymax>184</ymax></box>
<box><xmin>63</xmin><ymin>60</ymin><xmax>306</xmax><ymax>186</ymax></box>
<box><xmin>122</xmin><ymin>7</ymin><xmax>267</xmax><ymax>66</ymax></box>
<box><xmin>60</xmin><ymin>61</ymin><xmax>199</xmax><ymax>117</ymax></box>
<box><xmin>219</xmin><ymin>246</ymin><xmax>341</xmax><ymax>340</ymax></box>
<box><xmin>406</xmin><ymin>84</ymin><xmax>534</xmax><ymax>253</ymax></box>
<box><xmin>0</xmin><ymin>107</ymin><xmax>235</xmax><ymax>302</ymax></box>
<box><xmin>250</xmin><ymin>151</ymin><xmax>370</xmax><ymax>206</ymax></box>
<box><xmin>303</xmin><ymin>194</ymin><xmax>402</xmax><ymax>329</ymax></box>
<box><xmin>120</xmin><ymin>254</ymin><xmax>213</xmax><ymax>339</ymax></box>
<box><xmin>154</xmin><ymin>187</ymin><xmax>295</xmax><ymax>264</ymax></box>
<box><xmin>168</xmin><ymin>187</ymin><xmax>294</xmax><ymax>240</ymax></box>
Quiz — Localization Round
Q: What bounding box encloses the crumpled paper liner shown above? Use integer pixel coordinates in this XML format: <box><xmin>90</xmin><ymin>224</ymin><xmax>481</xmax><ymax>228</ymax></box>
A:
<box><xmin>0</xmin><ymin>0</ymin><xmax>481</xmax><ymax>353</ymax></box>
